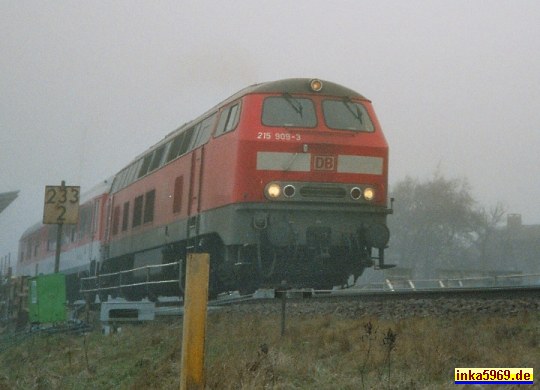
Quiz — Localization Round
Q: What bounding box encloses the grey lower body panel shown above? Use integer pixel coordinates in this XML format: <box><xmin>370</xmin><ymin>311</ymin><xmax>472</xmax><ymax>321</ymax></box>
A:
<box><xmin>200</xmin><ymin>202</ymin><xmax>389</xmax><ymax>247</ymax></box>
<box><xmin>107</xmin><ymin>202</ymin><xmax>390</xmax><ymax>259</ymax></box>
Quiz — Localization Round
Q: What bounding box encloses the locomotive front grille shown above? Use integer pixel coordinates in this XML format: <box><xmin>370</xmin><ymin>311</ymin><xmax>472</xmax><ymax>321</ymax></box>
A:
<box><xmin>300</xmin><ymin>185</ymin><xmax>346</xmax><ymax>199</ymax></box>
<box><xmin>264</xmin><ymin>181</ymin><xmax>377</xmax><ymax>204</ymax></box>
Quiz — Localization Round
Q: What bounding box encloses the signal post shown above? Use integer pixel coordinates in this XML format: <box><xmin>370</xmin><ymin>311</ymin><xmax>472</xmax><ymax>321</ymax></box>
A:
<box><xmin>42</xmin><ymin>181</ymin><xmax>80</xmax><ymax>273</ymax></box>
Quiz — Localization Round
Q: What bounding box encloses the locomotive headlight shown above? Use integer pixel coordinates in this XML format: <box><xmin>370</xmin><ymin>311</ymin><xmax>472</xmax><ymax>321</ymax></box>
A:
<box><xmin>363</xmin><ymin>187</ymin><xmax>375</xmax><ymax>201</ymax></box>
<box><xmin>310</xmin><ymin>79</ymin><xmax>323</xmax><ymax>92</ymax></box>
<box><xmin>265</xmin><ymin>182</ymin><xmax>281</xmax><ymax>199</ymax></box>
<box><xmin>350</xmin><ymin>187</ymin><xmax>362</xmax><ymax>200</ymax></box>
<box><xmin>283</xmin><ymin>184</ymin><xmax>296</xmax><ymax>198</ymax></box>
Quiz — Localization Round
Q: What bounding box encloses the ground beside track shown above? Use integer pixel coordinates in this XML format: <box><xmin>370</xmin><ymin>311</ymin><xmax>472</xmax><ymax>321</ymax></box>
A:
<box><xmin>0</xmin><ymin>292</ymin><xmax>537</xmax><ymax>389</ymax></box>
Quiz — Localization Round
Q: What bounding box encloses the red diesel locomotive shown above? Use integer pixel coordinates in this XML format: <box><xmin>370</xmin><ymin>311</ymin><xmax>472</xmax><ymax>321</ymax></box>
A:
<box><xmin>19</xmin><ymin>78</ymin><xmax>392</xmax><ymax>299</ymax></box>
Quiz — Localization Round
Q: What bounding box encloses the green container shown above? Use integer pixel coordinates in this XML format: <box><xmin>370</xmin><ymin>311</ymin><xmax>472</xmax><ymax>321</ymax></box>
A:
<box><xmin>28</xmin><ymin>273</ymin><xmax>67</xmax><ymax>323</ymax></box>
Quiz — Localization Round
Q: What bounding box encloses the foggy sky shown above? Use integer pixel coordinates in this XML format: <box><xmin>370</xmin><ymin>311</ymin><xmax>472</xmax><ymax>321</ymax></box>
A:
<box><xmin>2</xmin><ymin>1</ymin><xmax>540</xmax><ymax>260</ymax></box>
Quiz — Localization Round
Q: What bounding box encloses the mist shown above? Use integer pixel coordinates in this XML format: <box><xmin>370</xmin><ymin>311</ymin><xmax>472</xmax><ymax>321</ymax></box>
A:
<box><xmin>2</xmin><ymin>1</ymin><xmax>540</xmax><ymax>263</ymax></box>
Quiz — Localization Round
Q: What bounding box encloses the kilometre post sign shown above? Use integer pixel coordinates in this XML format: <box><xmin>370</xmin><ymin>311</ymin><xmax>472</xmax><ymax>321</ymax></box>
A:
<box><xmin>43</xmin><ymin>184</ymin><xmax>80</xmax><ymax>225</ymax></box>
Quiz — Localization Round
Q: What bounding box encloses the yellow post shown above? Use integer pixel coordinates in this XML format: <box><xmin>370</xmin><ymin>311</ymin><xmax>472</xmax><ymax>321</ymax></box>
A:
<box><xmin>180</xmin><ymin>253</ymin><xmax>209</xmax><ymax>390</ymax></box>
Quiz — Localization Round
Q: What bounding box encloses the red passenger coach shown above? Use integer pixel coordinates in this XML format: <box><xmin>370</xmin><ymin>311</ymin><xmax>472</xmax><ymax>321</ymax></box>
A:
<box><xmin>103</xmin><ymin>78</ymin><xmax>392</xmax><ymax>295</ymax></box>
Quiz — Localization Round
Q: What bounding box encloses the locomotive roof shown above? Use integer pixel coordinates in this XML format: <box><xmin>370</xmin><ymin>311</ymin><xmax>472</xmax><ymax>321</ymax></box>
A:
<box><xmin>117</xmin><ymin>78</ymin><xmax>369</xmax><ymax>176</ymax></box>
<box><xmin>171</xmin><ymin>78</ymin><xmax>368</xmax><ymax>133</ymax></box>
<box><xmin>185</xmin><ymin>78</ymin><xmax>369</xmax><ymax>136</ymax></box>
<box><xmin>225</xmin><ymin>78</ymin><xmax>368</xmax><ymax>103</ymax></box>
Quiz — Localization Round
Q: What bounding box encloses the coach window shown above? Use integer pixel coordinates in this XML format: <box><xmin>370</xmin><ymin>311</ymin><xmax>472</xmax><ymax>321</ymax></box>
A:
<box><xmin>47</xmin><ymin>227</ymin><xmax>56</xmax><ymax>251</ymax></box>
<box><xmin>215</xmin><ymin>102</ymin><xmax>241</xmax><ymax>137</ymax></box>
<box><xmin>143</xmin><ymin>190</ymin><xmax>156</xmax><ymax>224</ymax></box>
<box><xmin>79</xmin><ymin>206</ymin><xmax>92</xmax><ymax>239</ymax></box>
<box><xmin>121</xmin><ymin>167</ymin><xmax>133</xmax><ymax>189</ymax></box>
<box><xmin>133</xmin><ymin>195</ymin><xmax>144</xmax><ymax>227</ymax></box>
<box><xmin>262</xmin><ymin>96</ymin><xmax>316</xmax><ymax>128</ymax></box>
<box><xmin>119</xmin><ymin>168</ymin><xmax>130</xmax><ymax>190</ymax></box>
<box><xmin>112</xmin><ymin>169</ymin><xmax>125</xmax><ymax>193</ymax></box>
<box><xmin>115</xmin><ymin>168</ymin><xmax>127</xmax><ymax>191</ymax></box>
<box><xmin>322</xmin><ymin>99</ymin><xmax>375</xmax><ymax>132</ymax></box>
<box><xmin>122</xmin><ymin>201</ymin><xmax>130</xmax><ymax>231</ymax></box>
<box><xmin>92</xmin><ymin>200</ymin><xmax>100</xmax><ymax>235</ymax></box>
<box><xmin>125</xmin><ymin>160</ymin><xmax>141</xmax><ymax>188</ymax></box>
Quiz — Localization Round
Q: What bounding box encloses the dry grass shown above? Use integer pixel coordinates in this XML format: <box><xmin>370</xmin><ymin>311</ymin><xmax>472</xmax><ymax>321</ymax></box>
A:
<box><xmin>0</xmin><ymin>310</ymin><xmax>537</xmax><ymax>389</ymax></box>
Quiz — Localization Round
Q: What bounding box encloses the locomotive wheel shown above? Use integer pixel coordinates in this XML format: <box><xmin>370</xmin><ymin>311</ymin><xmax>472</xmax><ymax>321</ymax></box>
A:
<box><xmin>238</xmin><ymin>267</ymin><xmax>259</xmax><ymax>295</ymax></box>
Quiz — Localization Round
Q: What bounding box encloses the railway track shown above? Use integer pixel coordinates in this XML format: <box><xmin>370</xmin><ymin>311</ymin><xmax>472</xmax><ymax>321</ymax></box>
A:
<box><xmin>99</xmin><ymin>285</ymin><xmax>539</xmax><ymax>324</ymax></box>
<box><xmin>206</xmin><ymin>285</ymin><xmax>540</xmax><ymax>321</ymax></box>
<box><xmin>210</xmin><ymin>285</ymin><xmax>540</xmax><ymax>305</ymax></box>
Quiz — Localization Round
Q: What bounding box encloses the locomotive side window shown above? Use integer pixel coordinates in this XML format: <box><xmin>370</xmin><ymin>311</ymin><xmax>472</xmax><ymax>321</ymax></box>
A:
<box><xmin>215</xmin><ymin>102</ymin><xmax>241</xmax><ymax>137</ymax></box>
<box><xmin>149</xmin><ymin>145</ymin><xmax>166</xmax><ymax>172</ymax></box>
<box><xmin>179</xmin><ymin>126</ymin><xmax>196</xmax><ymax>156</ymax></box>
<box><xmin>166</xmin><ymin>134</ymin><xmax>184</xmax><ymax>162</ymax></box>
<box><xmin>322</xmin><ymin>100</ymin><xmax>375</xmax><ymax>132</ymax></box>
<box><xmin>143</xmin><ymin>189</ymin><xmax>156</xmax><ymax>224</ymax></box>
<box><xmin>138</xmin><ymin>153</ymin><xmax>154</xmax><ymax>179</ymax></box>
<box><xmin>262</xmin><ymin>96</ymin><xmax>316</xmax><ymax>127</ymax></box>
<box><xmin>192</xmin><ymin>113</ymin><xmax>217</xmax><ymax>149</ymax></box>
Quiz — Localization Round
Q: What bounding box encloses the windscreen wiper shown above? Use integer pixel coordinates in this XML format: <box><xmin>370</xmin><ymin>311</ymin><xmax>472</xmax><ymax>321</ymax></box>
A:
<box><xmin>283</xmin><ymin>93</ymin><xmax>303</xmax><ymax>117</ymax></box>
<box><xmin>343</xmin><ymin>98</ymin><xmax>363</xmax><ymax>124</ymax></box>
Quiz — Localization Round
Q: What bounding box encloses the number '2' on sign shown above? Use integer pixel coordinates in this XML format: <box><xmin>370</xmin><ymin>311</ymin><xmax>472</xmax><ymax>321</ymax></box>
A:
<box><xmin>43</xmin><ymin>185</ymin><xmax>80</xmax><ymax>225</ymax></box>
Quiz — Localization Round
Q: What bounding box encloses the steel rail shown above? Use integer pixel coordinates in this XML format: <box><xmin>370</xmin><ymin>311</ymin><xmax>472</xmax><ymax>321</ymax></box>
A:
<box><xmin>208</xmin><ymin>285</ymin><xmax>540</xmax><ymax>307</ymax></box>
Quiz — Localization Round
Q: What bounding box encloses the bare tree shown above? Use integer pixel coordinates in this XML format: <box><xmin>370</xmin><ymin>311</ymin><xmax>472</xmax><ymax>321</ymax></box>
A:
<box><xmin>475</xmin><ymin>202</ymin><xmax>508</xmax><ymax>271</ymax></box>
<box><xmin>388</xmin><ymin>171</ymin><xmax>485</xmax><ymax>277</ymax></box>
